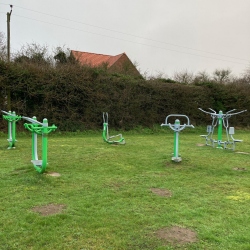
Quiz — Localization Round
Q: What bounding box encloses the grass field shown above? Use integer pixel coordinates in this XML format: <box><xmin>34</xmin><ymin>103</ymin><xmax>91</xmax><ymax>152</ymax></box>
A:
<box><xmin>0</xmin><ymin>127</ymin><xmax>250</xmax><ymax>249</ymax></box>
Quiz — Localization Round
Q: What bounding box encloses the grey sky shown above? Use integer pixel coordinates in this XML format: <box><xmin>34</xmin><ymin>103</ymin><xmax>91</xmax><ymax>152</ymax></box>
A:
<box><xmin>0</xmin><ymin>0</ymin><xmax>250</xmax><ymax>77</ymax></box>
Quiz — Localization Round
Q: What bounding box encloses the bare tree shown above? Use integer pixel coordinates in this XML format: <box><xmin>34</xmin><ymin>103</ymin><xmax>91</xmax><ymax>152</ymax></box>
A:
<box><xmin>193</xmin><ymin>70</ymin><xmax>211</xmax><ymax>83</ymax></box>
<box><xmin>0</xmin><ymin>32</ymin><xmax>7</xmax><ymax>61</ymax></box>
<box><xmin>14</xmin><ymin>43</ymin><xmax>52</xmax><ymax>65</ymax></box>
<box><xmin>173</xmin><ymin>70</ymin><xmax>194</xmax><ymax>84</ymax></box>
<box><xmin>242</xmin><ymin>65</ymin><xmax>250</xmax><ymax>84</ymax></box>
<box><xmin>213</xmin><ymin>69</ymin><xmax>232</xmax><ymax>84</ymax></box>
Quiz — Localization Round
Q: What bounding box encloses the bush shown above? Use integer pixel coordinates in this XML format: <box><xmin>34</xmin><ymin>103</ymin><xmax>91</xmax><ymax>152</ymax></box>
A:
<box><xmin>1</xmin><ymin>58</ymin><xmax>250</xmax><ymax>131</ymax></box>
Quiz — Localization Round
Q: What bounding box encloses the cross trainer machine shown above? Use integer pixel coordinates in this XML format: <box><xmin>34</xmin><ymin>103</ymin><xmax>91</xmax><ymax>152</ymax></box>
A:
<box><xmin>102</xmin><ymin>112</ymin><xmax>125</xmax><ymax>144</ymax></box>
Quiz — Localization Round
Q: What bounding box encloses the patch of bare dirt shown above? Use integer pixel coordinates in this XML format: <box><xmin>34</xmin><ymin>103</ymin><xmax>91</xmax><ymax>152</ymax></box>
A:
<box><xmin>156</xmin><ymin>226</ymin><xmax>197</xmax><ymax>246</ymax></box>
<box><xmin>32</xmin><ymin>204</ymin><xmax>66</xmax><ymax>216</ymax></box>
<box><xmin>151</xmin><ymin>188</ymin><xmax>172</xmax><ymax>197</ymax></box>
<box><xmin>196</xmin><ymin>143</ymin><xmax>205</xmax><ymax>146</ymax></box>
<box><xmin>46</xmin><ymin>172</ymin><xmax>61</xmax><ymax>177</ymax></box>
<box><xmin>235</xmin><ymin>151</ymin><xmax>250</xmax><ymax>155</ymax></box>
<box><xmin>232</xmin><ymin>167</ymin><xmax>247</xmax><ymax>171</ymax></box>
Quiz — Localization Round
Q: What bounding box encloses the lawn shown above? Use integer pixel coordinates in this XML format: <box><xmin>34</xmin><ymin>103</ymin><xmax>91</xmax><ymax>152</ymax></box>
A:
<box><xmin>0</xmin><ymin>127</ymin><xmax>250</xmax><ymax>249</ymax></box>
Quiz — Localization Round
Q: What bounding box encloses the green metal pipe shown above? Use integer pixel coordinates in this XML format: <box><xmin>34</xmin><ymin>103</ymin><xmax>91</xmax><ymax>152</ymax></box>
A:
<box><xmin>2</xmin><ymin>111</ymin><xmax>21</xmax><ymax>149</ymax></box>
<box><xmin>11</xmin><ymin>111</ymin><xmax>16</xmax><ymax>148</ymax></box>
<box><xmin>23</xmin><ymin>117</ymin><xmax>57</xmax><ymax>174</ymax></box>
<box><xmin>174</xmin><ymin>119</ymin><xmax>180</xmax><ymax>158</ymax></box>
<box><xmin>217</xmin><ymin>110</ymin><xmax>223</xmax><ymax>148</ymax></box>
<box><xmin>102</xmin><ymin>122</ymin><xmax>125</xmax><ymax>144</ymax></box>
<box><xmin>41</xmin><ymin>118</ymin><xmax>48</xmax><ymax>173</ymax></box>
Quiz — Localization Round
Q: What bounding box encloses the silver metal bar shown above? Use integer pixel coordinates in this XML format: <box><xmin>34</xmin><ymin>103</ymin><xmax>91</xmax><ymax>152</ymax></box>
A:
<box><xmin>226</xmin><ymin>109</ymin><xmax>237</xmax><ymax>114</ymax></box>
<box><xmin>164</xmin><ymin>114</ymin><xmax>191</xmax><ymax>126</ymax></box>
<box><xmin>1</xmin><ymin>110</ymin><xmax>16</xmax><ymax>116</ymax></box>
<box><xmin>22</xmin><ymin>116</ymin><xmax>43</xmax><ymax>126</ymax></box>
<box><xmin>225</xmin><ymin>109</ymin><xmax>247</xmax><ymax>116</ymax></box>
<box><xmin>208</xmin><ymin>108</ymin><xmax>216</xmax><ymax>113</ymax></box>
<box><xmin>198</xmin><ymin>108</ymin><xmax>215</xmax><ymax>115</ymax></box>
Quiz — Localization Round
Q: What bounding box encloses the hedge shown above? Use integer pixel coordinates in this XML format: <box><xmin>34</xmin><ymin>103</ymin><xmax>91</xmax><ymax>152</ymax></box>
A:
<box><xmin>0</xmin><ymin>60</ymin><xmax>250</xmax><ymax>131</ymax></box>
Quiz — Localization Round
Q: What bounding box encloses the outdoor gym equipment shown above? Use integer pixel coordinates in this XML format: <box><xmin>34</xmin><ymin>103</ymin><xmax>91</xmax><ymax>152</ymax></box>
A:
<box><xmin>22</xmin><ymin>116</ymin><xmax>57</xmax><ymax>173</ymax></box>
<box><xmin>1</xmin><ymin>110</ymin><xmax>21</xmax><ymax>149</ymax></box>
<box><xmin>199</xmin><ymin>108</ymin><xmax>247</xmax><ymax>150</ymax></box>
<box><xmin>161</xmin><ymin>114</ymin><xmax>194</xmax><ymax>162</ymax></box>
<box><xmin>102</xmin><ymin>112</ymin><xmax>125</xmax><ymax>144</ymax></box>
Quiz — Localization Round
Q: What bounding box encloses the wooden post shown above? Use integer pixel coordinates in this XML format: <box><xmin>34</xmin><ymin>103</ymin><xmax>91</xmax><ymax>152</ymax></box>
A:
<box><xmin>6</xmin><ymin>5</ymin><xmax>12</xmax><ymax>110</ymax></box>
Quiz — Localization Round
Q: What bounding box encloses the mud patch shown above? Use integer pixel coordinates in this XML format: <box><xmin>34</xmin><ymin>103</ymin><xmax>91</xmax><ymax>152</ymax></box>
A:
<box><xmin>232</xmin><ymin>167</ymin><xmax>247</xmax><ymax>171</ymax></box>
<box><xmin>46</xmin><ymin>172</ymin><xmax>61</xmax><ymax>177</ymax></box>
<box><xmin>32</xmin><ymin>203</ymin><xmax>66</xmax><ymax>216</ymax></box>
<box><xmin>156</xmin><ymin>226</ymin><xmax>197</xmax><ymax>246</ymax></box>
<box><xmin>151</xmin><ymin>188</ymin><xmax>172</xmax><ymax>197</ymax></box>
<box><xmin>235</xmin><ymin>151</ymin><xmax>250</xmax><ymax>155</ymax></box>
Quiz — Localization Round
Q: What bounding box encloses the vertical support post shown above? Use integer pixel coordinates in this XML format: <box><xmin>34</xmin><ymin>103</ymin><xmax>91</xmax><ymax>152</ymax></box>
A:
<box><xmin>7</xmin><ymin>111</ymin><xmax>12</xmax><ymax>146</ymax></box>
<box><xmin>217</xmin><ymin>110</ymin><xmax>223</xmax><ymax>148</ymax></box>
<box><xmin>173</xmin><ymin>119</ymin><xmax>180</xmax><ymax>158</ymax></box>
<box><xmin>7</xmin><ymin>6</ymin><xmax>13</xmax><ymax>110</ymax></box>
<box><xmin>11</xmin><ymin>111</ymin><xmax>16</xmax><ymax>147</ymax></box>
<box><xmin>172</xmin><ymin>119</ymin><xmax>182</xmax><ymax>162</ymax></box>
<box><xmin>7</xmin><ymin>12</ymin><xmax>11</xmax><ymax>62</ymax></box>
<box><xmin>42</xmin><ymin>118</ymin><xmax>48</xmax><ymax>170</ymax></box>
<box><xmin>31</xmin><ymin>117</ymin><xmax>38</xmax><ymax>161</ymax></box>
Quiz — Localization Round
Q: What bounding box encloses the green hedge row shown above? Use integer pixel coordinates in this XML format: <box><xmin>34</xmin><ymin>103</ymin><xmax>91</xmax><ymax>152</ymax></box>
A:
<box><xmin>0</xmin><ymin>60</ymin><xmax>250</xmax><ymax>131</ymax></box>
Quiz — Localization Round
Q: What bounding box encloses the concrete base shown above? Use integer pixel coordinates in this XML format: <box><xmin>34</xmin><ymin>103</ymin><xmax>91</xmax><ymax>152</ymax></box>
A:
<box><xmin>31</xmin><ymin>160</ymin><xmax>42</xmax><ymax>166</ymax></box>
<box><xmin>172</xmin><ymin>157</ymin><xmax>182</xmax><ymax>162</ymax></box>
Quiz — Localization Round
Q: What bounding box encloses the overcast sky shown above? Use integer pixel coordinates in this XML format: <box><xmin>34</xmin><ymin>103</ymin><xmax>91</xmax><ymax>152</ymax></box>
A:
<box><xmin>0</xmin><ymin>0</ymin><xmax>250</xmax><ymax>78</ymax></box>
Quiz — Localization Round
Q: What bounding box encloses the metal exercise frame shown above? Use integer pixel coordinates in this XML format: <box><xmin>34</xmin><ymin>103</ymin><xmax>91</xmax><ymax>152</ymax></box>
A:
<box><xmin>1</xmin><ymin>110</ymin><xmax>21</xmax><ymax>149</ymax></box>
<box><xmin>161</xmin><ymin>114</ymin><xmax>194</xmax><ymax>162</ymax></box>
<box><xmin>23</xmin><ymin>116</ymin><xmax>57</xmax><ymax>173</ymax></box>
<box><xmin>102</xmin><ymin>112</ymin><xmax>125</xmax><ymax>144</ymax></box>
<box><xmin>199</xmin><ymin>108</ymin><xmax>246</xmax><ymax>150</ymax></box>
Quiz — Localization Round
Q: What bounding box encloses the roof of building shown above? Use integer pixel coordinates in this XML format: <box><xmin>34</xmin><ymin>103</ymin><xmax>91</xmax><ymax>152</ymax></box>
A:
<box><xmin>71</xmin><ymin>50</ymin><xmax>125</xmax><ymax>67</ymax></box>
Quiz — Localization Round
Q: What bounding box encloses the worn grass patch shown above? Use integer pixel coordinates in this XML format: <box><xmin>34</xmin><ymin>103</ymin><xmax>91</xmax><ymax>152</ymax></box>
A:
<box><xmin>156</xmin><ymin>226</ymin><xmax>197</xmax><ymax>246</ymax></box>
<box><xmin>0</xmin><ymin>129</ymin><xmax>250</xmax><ymax>249</ymax></box>
<box><xmin>31</xmin><ymin>203</ymin><xmax>66</xmax><ymax>216</ymax></box>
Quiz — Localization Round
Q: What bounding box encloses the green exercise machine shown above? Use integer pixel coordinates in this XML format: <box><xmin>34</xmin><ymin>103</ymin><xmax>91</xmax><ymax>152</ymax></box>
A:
<box><xmin>23</xmin><ymin>116</ymin><xmax>57</xmax><ymax>173</ymax></box>
<box><xmin>1</xmin><ymin>110</ymin><xmax>21</xmax><ymax>149</ymax></box>
<box><xmin>102</xmin><ymin>112</ymin><xmax>125</xmax><ymax>144</ymax></box>
<box><xmin>199</xmin><ymin>108</ymin><xmax>246</xmax><ymax>150</ymax></box>
<box><xmin>161</xmin><ymin>114</ymin><xmax>194</xmax><ymax>162</ymax></box>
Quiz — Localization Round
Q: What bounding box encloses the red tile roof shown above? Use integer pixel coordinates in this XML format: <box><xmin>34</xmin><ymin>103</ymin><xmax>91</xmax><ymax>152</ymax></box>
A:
<box><xmin>71</xmin><ymin>50</ymin><xmax>125</xmax><ymax>68</ymax></box>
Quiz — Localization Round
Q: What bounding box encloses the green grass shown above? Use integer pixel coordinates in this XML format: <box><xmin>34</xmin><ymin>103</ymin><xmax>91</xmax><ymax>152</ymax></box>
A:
<box><xmin>0</xmin><ymin>128</ymin><xmax>250</xmax><ymax>249</ymax></box>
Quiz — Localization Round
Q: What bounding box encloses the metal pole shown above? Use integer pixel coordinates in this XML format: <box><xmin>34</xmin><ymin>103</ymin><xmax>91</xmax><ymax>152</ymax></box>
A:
<box><xmin>42</xmin><ymin>118</ymin><xmax>48</xmax><ymax>172</ymax></box>
<box><xmin>11</xmin><ymin>111</ymin><xmax>16</xmax><ymax>148</ymax></box>
<box><xmin>7</xmin><ymin>5</ymin><xmax>13</xmax><ymax>110</ymax></box>
<box><xmin>172</xmin><ymin>119</ymin><xmax>182</xmax><ymax>162</ymax></box>
<box><xmin>173</xmin><ymin>120</ymin><xmax>180</xmax><ymax>158</ymax></box>
<box><xmin>31</xmin><ymin>117</ymin><xmax>38</xmax><ymax>161</ymax></box>
<box><xmin>7</xmin><ymin>111</ymin><xmax>12</xmax><ymax>145</ymax></box>
<box><xmin>217</xmin><ymin>111</ymin><xmax>223</xmax><ymax>148</ymax></box>
<box><xmin>7</xmin><ymin>13</ymin><xmax>10</xmax><ymax>62</ymax></box>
